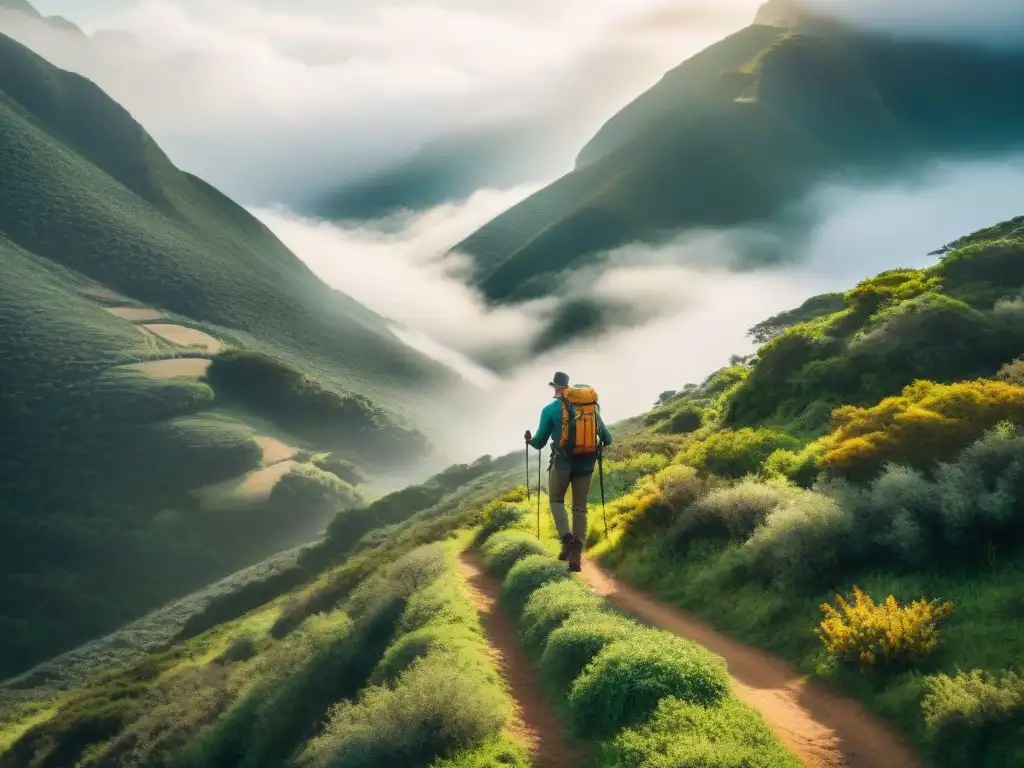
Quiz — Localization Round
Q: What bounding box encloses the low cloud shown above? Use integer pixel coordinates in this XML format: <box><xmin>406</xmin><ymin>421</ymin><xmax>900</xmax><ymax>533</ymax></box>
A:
<box><xmin>257</xmin><ymin>152</ymin><xmax>1024</xmax><ymax>463</ymax></box>
<box><xmin>253</xmin><ymin>185</ymin><xmax>551</xmax><ymax>366</ymax></box>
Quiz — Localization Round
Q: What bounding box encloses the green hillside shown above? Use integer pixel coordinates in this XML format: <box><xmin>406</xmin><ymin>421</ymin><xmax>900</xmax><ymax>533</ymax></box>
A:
<box><xmin>2</xmin><ymin>213</ymin><xmax>1020</xmax><ymax>767</ymax></box>
<box><xmin>455</xmin><ymin>23</ymin><xmax>1024</xmax><ymax>303</ymax></box>
<box><xmin>0</xmin><ymin>31</ymin><xmax>462</xmax><ymax>678</ymax></box>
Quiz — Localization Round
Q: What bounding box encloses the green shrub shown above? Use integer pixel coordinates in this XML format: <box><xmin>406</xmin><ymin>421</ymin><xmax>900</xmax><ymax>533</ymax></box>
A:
<box><xmin>480</xmin><ymin>531</ymin><xmax>546</xmax><ymax>579</ymax></box>
<box><xmin>661</xmin><ymin>405</ymin><xmax>705</xmax><ymax>435</ymax></box>
<box><xmin>206</xmin><ymin>349</ymin><xmax>427</xmax><ymax>464</ymax></box>
<box><xmin>923</xmin><ymin>669</ymin><xmax>1024</xmax><ymax>734</ymax></box>
<box><xmin>428</xmin><ymin>737</ymin><xmax>529</xmax><ymax>768</ymax></box>
<box><xmin>820</xmin><ymin>423</ymin><xmax>1024</xmax><ymax>569</ymax></box>
<box><xmin>598</xmin><ymin>696</ymin><xmax>803</xmax><ymax>768</ymax></box>
<box><xmin>345</xmin><ymin>543</ymin><xmax>449</xmax><ymax>621</ymax></box>
<box><xmin>372</xmin><ymin>625</ymin><xmax>481</xmax><ymax>685</ymax></box>
<box><xmin>567</xmin><ymin>630</ymin><xmax>730</xmax><ymax>737</ymax></box>
<box><xmin>865</xmin><ymin>466</ymin><xmax>939</xmax><ymax>565</ymax></box>
<box><xmin>598</xmin><ymin>453</ymin><xmax>671</xmax><ymax>503</ymax></box>
<box><xmin>517</xmin><ymin>580</ymin><xmax>604</xmax><ymax>655</ymax></box>
<box><xmin>313</xmin><ymin>455</ymin><xmax>368</xmax><ymax>486</ymax></box>
<box><xmin>539</xmin><ymin>611</ymin><xmax>638</xmax><ymax>693</ymax></box>
<box><xmin>742</xmin><ymin>490</ymin><xmax>852</xmax><ymax>587</ymax></box>
<box><xmin>922</xmin><ymin>669</ymin><xmax>1024</xmax><ymax>765</ymax></box>
<box><xmin>397</xmin><ymin>575</ymin><xmax>478</xmax><ymax>636</ymax></box>
<box><xmin>500</xmin><ymin>556</ymin><xmax>573</xmax><ymax>618</ymax></box>
<box><xmin>82</xmin><ymin>665</ymin><xmax>234</xmax><ymax>767</ymax></box>
<box><xmin>934</xmin><ymin>422</ymin><xmax>1024</xmax><ymax>555</ymax></box>
<box><xmin>613</xmin><ymin>464</ymin><xmax>709</xmax><ymax>535</ymax></box>
<box><xmin>175</xmin><ymin>612</ymin><xmax>356</xmax><ymax>768</ymax></box>
<box><xmin>260</xmin><ymin>464</ymin><xmax>362</xmax><ymax>530</ymax></box>
<box><xmin>297</xmin><ymin>649</ymin><xmax>508</xmax><ymax>768</ymax></box>
<box><xmin>668</xmin><ymin>480</ymin><xmax>797</xmax><ymax>550</ymax></box>
<box><xmin>762</xmin><ymin>442</ymin><xmax>825</xmax><ymax>487</ymax></box>
<box><xmin>998</xmin><ymin>358</ymin><xmax>1024</xmax><ymax>386</ymax></box>
<box><xmin>476</xmin><ymin>504</ymin><xmax>524</xmax><ymax>543</ymax></box>
<box><xmin>216</xmin><ymin>634</ymin><xmax>258</xmax><ymax>664</ymax></box>
<box><xmin>680</xmin><ymin>428</ymin><xmax>801</xmax><ymax>480</ymax></box>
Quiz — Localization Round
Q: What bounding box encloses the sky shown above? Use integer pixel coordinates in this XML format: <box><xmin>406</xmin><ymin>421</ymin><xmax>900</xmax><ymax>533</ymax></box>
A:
<box><xmin>7</xmin><ymin>0</ymin><xmax>1024</xmax><ymax>466</ymax></box>
<box><xmin>10</xmin><ymin>0</ymin><xmax>764</xmax><ymax>205</ymax></box>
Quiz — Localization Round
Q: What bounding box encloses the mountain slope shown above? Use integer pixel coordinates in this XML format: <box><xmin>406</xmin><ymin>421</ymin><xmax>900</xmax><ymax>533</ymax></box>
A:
<box><xmin>0</xmin><ymin>0</ymin><xmax>38</xmax><ymax>17</ymax></box>
<box><xmin>3</xmin><ymin>215</ymin><xmax>1021</xmax><ymax>768</ymax></box>
<box><xmin>0</xmin><ymin>32</ymin><xmax>459</xmax><ymax>678</ymax></box>
<box><xmin>0</xmin><ymin>0</ymin><xmax>83</xmax><ymax>35</ymax></box>
<box><xmin>312</xmin><ymin>122</ymin><xmax>555</xmax><ymax>221</ymax></box>
<box><xmin>455</xmin><ymin>22</ymin><xmax>1024</xmax><ymax>303</ymax></box>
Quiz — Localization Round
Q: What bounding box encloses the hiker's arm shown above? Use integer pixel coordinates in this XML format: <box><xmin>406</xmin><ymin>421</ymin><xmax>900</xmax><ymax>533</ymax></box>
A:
<box><xmin>527</xmin><ymin>408</ymin><xmax>553</xmax><ymax>450</ymax></box>
<box><xmin>599</xmin><ymin>417</ymin><xmax>613</xmax><ymax>447</ymax></box>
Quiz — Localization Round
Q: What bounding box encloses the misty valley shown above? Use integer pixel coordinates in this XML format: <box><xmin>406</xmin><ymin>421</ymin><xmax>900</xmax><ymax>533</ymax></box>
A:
<box><xmin>1</xmin><ymin>1</ymin><xmax>1023</xmax><ymax>767</ymax></box>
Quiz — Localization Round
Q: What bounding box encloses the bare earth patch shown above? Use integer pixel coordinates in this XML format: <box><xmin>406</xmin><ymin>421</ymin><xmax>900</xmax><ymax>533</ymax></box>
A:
<box><xmin>80</xmin><ymin>285</ymin><xmax>132</xmax><ymax>304</ymax></box>
<box><xmin>254</xmin><ymin>435</ymin><xmax>299</xmax><ymax>466</ymax></box>
<box><xmin>125</xmin><ymin>359</ymin><xmax>212</xmax><ymax>379</ymax></box>
<box><xmin>143</xmin><ymin>324</ymin><xmax>224</xmax><ymax>353</ymax></box>
<box><xmin>458</xmin><ymin>550</ymin><xmax>587</xmax><ymax>768</ymax></box>
<box><xmin>105</xmin><ymin>306</ymin><xmax>165</xmax><ymax>322</ymax></box>
<box><xmin>580</xmin><ymin>563</ymin><xmax>922</xmax><ymax>768</ymax></box>
<box><xmin>194</xmin><ymin>460</ymin><xmax>297</xmax><ymax>511</ymax></box>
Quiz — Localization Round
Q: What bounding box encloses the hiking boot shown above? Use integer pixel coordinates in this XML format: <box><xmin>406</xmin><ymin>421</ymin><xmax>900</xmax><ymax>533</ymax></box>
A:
<box><xmin>567</xmin><ymin>538</ymin><xmax>583</xmax><ymax>572</ymax></box>
<box><xmin>558</xmin><ymin>533</ymin><xmax>574</xmax><ymax>561</ymax></box>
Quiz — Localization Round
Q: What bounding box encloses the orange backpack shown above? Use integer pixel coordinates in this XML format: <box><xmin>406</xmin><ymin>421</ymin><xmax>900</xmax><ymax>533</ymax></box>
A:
<box><xmin>558</xmin><ymin>386</ymin><xmax>601</xmax><ymax>456</ymax></box>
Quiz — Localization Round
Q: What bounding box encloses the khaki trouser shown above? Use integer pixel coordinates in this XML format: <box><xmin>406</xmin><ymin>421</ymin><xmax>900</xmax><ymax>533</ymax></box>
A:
<box><xmin>548</xmin><ymin>460</ymin><xmax>592</xmax><ymax>541</ymax></box>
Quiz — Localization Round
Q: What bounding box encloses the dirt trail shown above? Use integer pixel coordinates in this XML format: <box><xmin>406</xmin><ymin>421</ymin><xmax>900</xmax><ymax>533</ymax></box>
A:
<box><xmin>142</xmin><ymin>324</ymin><xmax>224</xmax><ymax>353</ymax></box>
<box><xmin>125</xmin><ymin>358</ymin><xmax>211</xmax><ymax>379</ymax></box>
<box><xmin>457</xmin><ymin>552</ymin><xmax>587</xmax><ymax>768</ymax></box>
<box><xmin>579</xmin><ymin>563</ymin><xmax>921</xmax><ymax>768</ymax></box>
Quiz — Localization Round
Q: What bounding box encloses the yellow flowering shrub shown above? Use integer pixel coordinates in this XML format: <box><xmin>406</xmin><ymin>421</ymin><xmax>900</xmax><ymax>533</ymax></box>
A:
<box><xmin>610</xmin><ymin>464</ymin><xmax>707</xmax><ymax>536</ymax></box>
<box><xmin>817</xmin><ymin>587</ymin><xmax>954</xmax><ymax>673</ymax></box>
<box><xmin>820</xmin><ymin>379</ymin><xmax>1024</xmax><ymax>479</ymax></box>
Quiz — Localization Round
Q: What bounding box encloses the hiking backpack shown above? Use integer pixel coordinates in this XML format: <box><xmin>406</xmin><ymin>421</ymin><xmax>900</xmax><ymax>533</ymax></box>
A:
<box><xmin>559</xmin><ymin>386</ymin><xmax>602</xmax><ymax>456</ymax></box>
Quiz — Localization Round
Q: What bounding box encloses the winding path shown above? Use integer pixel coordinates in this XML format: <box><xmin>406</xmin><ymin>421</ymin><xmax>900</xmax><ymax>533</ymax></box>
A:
<box><xmin>579</xmin><ymin>563</ymin><xmax>922</xmax><ymax>768</ymax></box>
<box><xmin>457</xmin><ymin>552</ymin><xmax>587</xmax><ymax>768</ymax></box>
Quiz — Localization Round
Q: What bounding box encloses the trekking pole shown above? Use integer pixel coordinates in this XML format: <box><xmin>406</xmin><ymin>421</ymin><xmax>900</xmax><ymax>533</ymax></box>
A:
<box><xmin>525</xmin><ymin>441</ymin><xmax>531</xmax><ymax>500</ymax></box>
<box><xmin>536</xmin><ymin>448</ymin><xmax>542</xmax><ymax>540</ymax></box>
<box><xmin>598</xmin><ymin>446</ymin><xmax>608</xmax><ymax>537</ymax></box>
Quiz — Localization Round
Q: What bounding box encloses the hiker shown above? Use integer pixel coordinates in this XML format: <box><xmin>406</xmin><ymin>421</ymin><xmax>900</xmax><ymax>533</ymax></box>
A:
<box><xmin>524</xmin><ymin>371</ymin><xmax>612</xmax><ymax>572</ymax></box>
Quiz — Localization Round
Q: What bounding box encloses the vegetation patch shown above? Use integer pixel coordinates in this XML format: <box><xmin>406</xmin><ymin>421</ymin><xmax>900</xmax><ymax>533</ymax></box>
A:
<box><xmin>206</xmin><ymin>349</ymin><xmax>427</xmax><ymax>465</ymax></box>
<box><xmin>472</xmin><ymin>527</ymin><xmax>796</xmax><ymax>766</ymax></box>
<box><xmin>568</xmin><ymin>630</ymin><xmax>730</xmax><ymax>736</ymax></box>
<box><xmin>817</xmin><ymin>587</ymin><xmax>955</xmax><ymax>672</ymax></box>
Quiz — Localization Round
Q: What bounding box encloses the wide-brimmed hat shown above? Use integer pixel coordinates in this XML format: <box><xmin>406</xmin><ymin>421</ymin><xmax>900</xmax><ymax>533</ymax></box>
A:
<box><xmin>549</xmin><ymin>371</ymin><xmax>570</xmax><ymax>388</ymax></box>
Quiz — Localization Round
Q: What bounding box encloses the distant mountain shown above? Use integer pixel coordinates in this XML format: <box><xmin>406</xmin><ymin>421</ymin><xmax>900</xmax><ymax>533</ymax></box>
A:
<box><xmin>0</xmin><ymin>31</ymin><xmax>459</xmax><ymax>677</ymax></box>
<box><xmin>312</xmin><ymin>122</ymin><xmax>559</xmax><ymax>222</ymax></box>
<box><xmin>0</xmin><ymin>0</ymin><xmax>82</xmax><ymax>35</ymax></box>
<box><xmin>453</xmin><ymin>17</ymin><xmax>1024</xmax><ymax>304</ymax></box>
<box><xmin>39</xmin><ymin>13</ymin><xmax>83</xmax><ymax>35</ymax></box>
<box><xmin>0</xmin><ymin>0</ymin><xmax>39</xmax><ymax>17</ymax></box>
<box><xmin>753</xmin><ymin>0</ymin><xmax>808</xmax><ymax>27</ymax></box>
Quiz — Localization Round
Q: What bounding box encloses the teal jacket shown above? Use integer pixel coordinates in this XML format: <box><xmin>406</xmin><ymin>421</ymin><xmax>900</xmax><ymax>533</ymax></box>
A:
<box><xmin>528</xmin><ymin>398</ymin><xmax>613</xmax><ymax>472</ymax></box>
